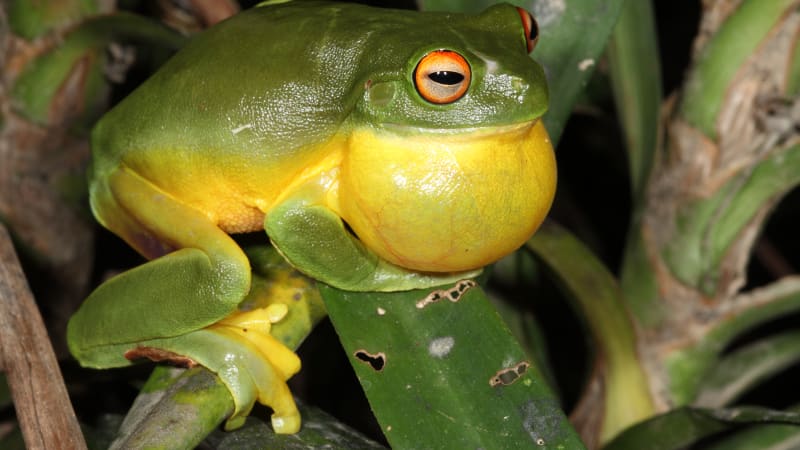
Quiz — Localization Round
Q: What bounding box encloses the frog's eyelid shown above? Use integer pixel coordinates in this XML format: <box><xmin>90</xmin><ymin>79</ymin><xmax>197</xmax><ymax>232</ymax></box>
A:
<box><xmin>413</xmin><ymin>50</ymin><xmax>471</xmax><ymax>104</ymax></box>
<box><xmin>516</xmin><ymin>7</ymin><xmax>539</xmax><ymax>53</ymax></box>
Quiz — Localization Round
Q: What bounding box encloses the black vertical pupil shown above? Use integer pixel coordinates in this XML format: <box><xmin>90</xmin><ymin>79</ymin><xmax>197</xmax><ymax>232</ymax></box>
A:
<box><xmin>527</xmin><ymin>13</ymin><xmax>538</xmax><ymax>40</ymax></box>
<box><xmin>428</xmin><ymin>71</ymin><xmax>464</xmax><ymax>85</ymax></box>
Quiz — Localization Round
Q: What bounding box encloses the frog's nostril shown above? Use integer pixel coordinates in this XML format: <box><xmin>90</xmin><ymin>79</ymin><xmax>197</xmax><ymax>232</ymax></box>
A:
<box><xmin>365</xmin><ymin>81</ymin><xmax>396</xmax><ymax>108</ymax></box>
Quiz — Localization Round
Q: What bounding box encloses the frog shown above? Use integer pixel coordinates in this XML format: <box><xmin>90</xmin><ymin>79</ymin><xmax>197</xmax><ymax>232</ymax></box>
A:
<box><xmin>67</xmin><ymin>0</ymin><xmax>556</xmax><ymax>435</ymax></box>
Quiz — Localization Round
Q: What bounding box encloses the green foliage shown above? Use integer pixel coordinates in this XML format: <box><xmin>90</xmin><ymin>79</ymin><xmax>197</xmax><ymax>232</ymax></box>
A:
<box><xmin>527</xmin><ymin>222</ymin><xmax>654</xmax><ymax>442</ymax></box>
<box><xmin>320</xmin><ymin>282</ymin><xmax>585</xmax><ymax>449</ymax></box>
<box><xmin>7</xmin><ymin>0</ymin><xmax>98</xmax><ymax>39</ymax></box>
<box><xmin>10</xmin><ymin>12</ymin><xmax>185</xmax><ymax>127</ymax></box>
<box><xmin>605</xmin><ymin>407</ymin><xmax>800</xmax><ymax>450</ymax></box>
<box><xmin>606</xmin><ymin>0</ymin><xmax>661</xmax><ymax>199</ymax></box>
<box><xmin>679</xmin><ymin>0</ymin><xmax>797</xmax><ymax>137</ymax></box>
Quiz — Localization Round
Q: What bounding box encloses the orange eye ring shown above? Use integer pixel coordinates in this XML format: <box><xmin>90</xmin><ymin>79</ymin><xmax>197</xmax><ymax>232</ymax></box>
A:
<box><xmin>517</xmin><ymin>7</ymin><xmax>539</xmax><ymax>53</ymax></box>
<box><xmin>413</xmin><ymin>50</ymin><xmax>471</xmax><ymax>104</ymax></box>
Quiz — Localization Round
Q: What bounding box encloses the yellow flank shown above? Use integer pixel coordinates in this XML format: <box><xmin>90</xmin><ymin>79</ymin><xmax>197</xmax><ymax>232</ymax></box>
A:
<box><xmin>119</xmin><ymin>139</ymin><xmax>346</xmax><ymax>235</ymax></box>
<box><xmin>338</xmin><ymin>121</ymin><xmax>556</xmax><ymax>272</ymax></box>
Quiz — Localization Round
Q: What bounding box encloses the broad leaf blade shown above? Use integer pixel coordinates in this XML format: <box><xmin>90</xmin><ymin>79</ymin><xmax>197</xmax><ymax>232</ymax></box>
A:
<box><xmin>527</xmin><ymin>222</ymin><xmax>655</xmax><ymax>442</ymax></box>
<box><xmin>320</xmin><ymin>282</ymin><xmax>585</xmax><ymax>449</ymax></box>
<box><xmin>606</xmin><ymin>0</ymin><xmax>662</xmax><ymax>200</ymax></box>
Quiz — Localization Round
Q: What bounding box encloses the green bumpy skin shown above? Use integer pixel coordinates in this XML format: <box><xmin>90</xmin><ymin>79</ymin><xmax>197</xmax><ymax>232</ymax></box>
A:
<box><xmin>68</xmin><ymin>0</ymin><xmax>556</xmax><ymax>434</ymax></box>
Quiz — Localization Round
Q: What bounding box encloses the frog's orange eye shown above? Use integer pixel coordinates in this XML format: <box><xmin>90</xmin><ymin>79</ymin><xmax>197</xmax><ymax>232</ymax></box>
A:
<box><xmin>413</xmin><ymin>50</ymin><xmax>471</xmax><ymax>104</ymax></box>
<box><xmin>517</xmin><ymin>7</ymin><xmax>539</xmax><ymax>53</ymax></box>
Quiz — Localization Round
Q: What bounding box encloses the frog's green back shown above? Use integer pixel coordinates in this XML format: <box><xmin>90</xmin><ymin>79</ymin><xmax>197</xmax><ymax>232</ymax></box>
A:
<box><xmin>92</xmin><ymin>2</ymin><xmax>366</xmax><ymax>187</ymax></box>
<box><xmin>90</xmin><ymin>1</ymin><xmax>547</xmax><ymax>224</ymax></box>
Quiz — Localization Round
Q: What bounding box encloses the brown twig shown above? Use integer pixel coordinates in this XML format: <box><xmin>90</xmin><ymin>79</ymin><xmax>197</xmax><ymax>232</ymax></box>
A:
<box><xmin>0</xmin><ymin>223</ymin><xmax>86</xmax><ymax>449</ymax></box>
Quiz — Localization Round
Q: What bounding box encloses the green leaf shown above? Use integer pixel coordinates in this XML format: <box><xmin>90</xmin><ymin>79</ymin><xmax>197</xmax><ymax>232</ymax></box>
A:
<box><xmin>695</xmin><ymin>331</ymin><xmax>800</xmax><ymax>408</ymax></box>
<box><xmin>320</xmin><ymin>281</ymin><xmax>586</xmax><ymax>449</ymax></box>
<box><xmin>418</xmin><ymin>0</ymin><xmax>626</xmax><ymax>145</ymax></box>
<box><xmin>7</xmin><ymin>0</ymin><xmax>98</xmax><ymax>39</ymax></box>
<box><xmin>604</xmin><ymin>406</ymin><xmax>800</xmax><ymax>450</ymax></box>
<box><xmin>606</xmin><ymin>0</ymin><xmax>662</xmax><ymax>200</ymax></box>
<box><xmin>606</xmin><ymin>0</ymin><xmax>663</xmax><ymax>328</ymax></box>
<box><xmin>489</xmin><ymin>288</ymin><xmax>560</xmax><ymax>395</ymax></box>
<box><xmin>527</xmin><ymin>222</ymin><xmax>655</xmax><ymax>442</ymax></box>
<box><xmin>490</xmin><ymin>252</ymin><xmax>558</xmax><ymax>390</ymax></box>
<box><xmin>703</xmin><ymin>406</ymin><xmax>800</xmax><ymax>450</ymax></box>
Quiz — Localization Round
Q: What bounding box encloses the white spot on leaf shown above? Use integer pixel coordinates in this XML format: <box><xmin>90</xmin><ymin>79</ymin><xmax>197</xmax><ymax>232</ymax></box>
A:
<box><xmin>428</xmin><ymin>336</ymin><xmax>455</xmax><ymax>358</ymax></box>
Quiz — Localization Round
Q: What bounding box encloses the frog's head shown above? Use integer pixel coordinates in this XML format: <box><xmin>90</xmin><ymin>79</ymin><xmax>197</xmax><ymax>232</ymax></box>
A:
<box><xmin>338</xmin><ymin>4</ymin><xmax>556</xmax><ymax>273</ymax></box>
<box><xmin>352</xmin><ymin>3</ymin><xmax>547</xmax><ymax>130</ymax></box>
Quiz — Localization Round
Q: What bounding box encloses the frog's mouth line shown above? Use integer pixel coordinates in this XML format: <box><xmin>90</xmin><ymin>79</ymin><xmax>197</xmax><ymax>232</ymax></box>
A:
<box><xmin>374</xmin><ymin>118</ymin><xmax>539</xmax><ymax>138</ymax></box>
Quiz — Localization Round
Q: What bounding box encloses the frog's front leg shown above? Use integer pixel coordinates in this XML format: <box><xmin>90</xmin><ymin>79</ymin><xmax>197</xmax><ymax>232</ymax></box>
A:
<box><xmin>67</xmin><ymin>167</ymin><xmax>301</xmax><ymax>433</ymax></box>
<box><xmin>266</xmin><ymin>191</ymin><xmax>480</xmax><ymax>292</ymax></box>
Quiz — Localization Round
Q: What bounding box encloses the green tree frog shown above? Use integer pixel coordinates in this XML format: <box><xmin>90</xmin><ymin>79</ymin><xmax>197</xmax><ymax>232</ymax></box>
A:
<box><xmin>67</xmin><ymin>0</ymin><xmax>556</xmax><ymax>435</ymax></box>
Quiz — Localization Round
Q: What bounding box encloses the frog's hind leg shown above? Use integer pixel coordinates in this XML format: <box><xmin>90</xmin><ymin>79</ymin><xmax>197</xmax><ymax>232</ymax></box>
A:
<box><xmin>70</xmin><ymin>167</ymin><xmax>252</xmax><ymax>360</ymax></box>
<box><xmin>88</xmin><ymin>167</ymin><xmax>177</xmax><ymax>260</ymax></box>
<box><xmin>69</xmin><ymin>167</ymin><xmax>301</xmax><ymax>433</ymax></box>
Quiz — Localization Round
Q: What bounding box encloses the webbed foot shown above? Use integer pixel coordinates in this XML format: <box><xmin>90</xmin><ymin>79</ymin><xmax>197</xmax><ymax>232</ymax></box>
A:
<box><xmin>206</xmin><ymin>304</ymin><xmax>302</xmax><ymax>432</ymax></box>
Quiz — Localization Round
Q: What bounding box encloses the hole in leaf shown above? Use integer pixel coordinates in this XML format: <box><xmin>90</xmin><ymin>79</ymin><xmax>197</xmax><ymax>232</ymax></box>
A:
<box><xmin>490</xmin><ymin>361</ymin><xmax>531</xmax><ymax>387</ymax></box>
<box><xmin>416</xmin><ymin>279</ymin><xmax>476</xmax><ymax>309</ymax></box>
<box><xmin>354</xmin><ymin>350</ymin><xmax>386</xmax><ymax>372</ymax></box>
